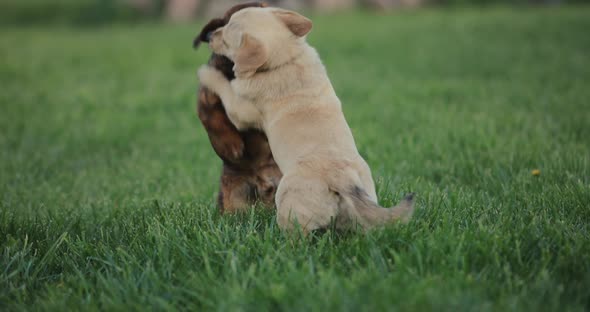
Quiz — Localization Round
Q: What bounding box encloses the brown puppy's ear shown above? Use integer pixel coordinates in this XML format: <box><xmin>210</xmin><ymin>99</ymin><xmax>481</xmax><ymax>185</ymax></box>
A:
<box><xmin>193</xmin><ymin>18</ymin><xmax>226</xmax><ymax>49</ymax></box>
<box><xmin>233</xmin><ymin>34</ymin><xmax>267</xmax><ymax>78</ymax></box>
<box><xmin>272</xmin><ymin>10</ymin><xmax>312</xmax><ymax>37</ymax></box>
<box><xmin>194</xmin><ymin>2</ymin><xmax>270</xmax><ymax>49</ymax></box>
<box><xmin>223</xmin><ymin>2</ymin><xmax>267</xmax><ymax>20</ymax></box>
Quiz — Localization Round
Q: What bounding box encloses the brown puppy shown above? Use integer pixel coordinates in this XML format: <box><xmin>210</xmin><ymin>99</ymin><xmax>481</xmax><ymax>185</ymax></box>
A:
<box><xmin>194</xmin><ymin>2</ymin><xmax>282</xmax><ymax>213</ymax></box>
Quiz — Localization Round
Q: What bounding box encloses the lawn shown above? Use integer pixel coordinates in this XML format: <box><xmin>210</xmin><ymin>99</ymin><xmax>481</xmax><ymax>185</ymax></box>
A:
<box><xmin>1</xmin><ymin>6</ymin><xmax>589</xmax><ymax>311</ymax></box>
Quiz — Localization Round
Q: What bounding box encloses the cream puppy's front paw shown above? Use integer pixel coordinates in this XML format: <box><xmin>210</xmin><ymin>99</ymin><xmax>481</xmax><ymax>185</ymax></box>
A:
<box><xmin>198</xmin><ymin>65</ymin><xmax>228</xmax><ymax>92</ymax></box>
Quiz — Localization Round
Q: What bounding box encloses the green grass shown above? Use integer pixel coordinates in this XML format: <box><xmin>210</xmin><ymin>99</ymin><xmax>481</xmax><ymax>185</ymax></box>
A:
<box><xmin>1</xmin><ymin>7</ymin><xmax>590</xmax><ymax>311</ymax></box>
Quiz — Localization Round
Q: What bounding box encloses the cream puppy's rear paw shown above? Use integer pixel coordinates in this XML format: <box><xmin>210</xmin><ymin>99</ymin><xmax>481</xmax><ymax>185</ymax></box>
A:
<box><xmin>198</xmin><ymin>65</ymin><xmax>227</xmax><ymax>90</ymax></box>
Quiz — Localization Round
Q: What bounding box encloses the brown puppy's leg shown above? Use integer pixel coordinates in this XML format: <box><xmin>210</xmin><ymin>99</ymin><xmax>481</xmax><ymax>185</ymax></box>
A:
<box><xmin>193</xmin><ymin>2</ymin><xmax>281</xmax><ymax>214</ymax></box>
<box><xmin>218</xmin><ymin>170</ymin><xmax>255</xmax><ymax>213</ymax></box>
<box><xmin>198</xmin><ymin>87</ymin><xmax>244</xmax><ymax>162</ymax></box>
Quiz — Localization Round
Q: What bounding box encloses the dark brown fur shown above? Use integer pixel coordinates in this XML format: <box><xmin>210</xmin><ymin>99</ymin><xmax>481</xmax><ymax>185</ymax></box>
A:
<box><xmin>194</xmin><ymin>2</ymin><xmax>282</xmax><ymax>213</ymax></box>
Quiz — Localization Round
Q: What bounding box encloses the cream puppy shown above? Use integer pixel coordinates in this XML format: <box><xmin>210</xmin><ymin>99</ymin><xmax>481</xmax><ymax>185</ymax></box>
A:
<box><xmin>198</xmin><ymin>7</ymin><xmax>415</xmax><ymax>232</ymax></box>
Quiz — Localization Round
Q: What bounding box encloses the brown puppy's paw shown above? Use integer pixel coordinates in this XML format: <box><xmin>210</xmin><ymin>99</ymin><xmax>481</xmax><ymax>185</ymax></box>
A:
<box><xmin>212</xmin><ymin>132</ymin><xmax>245</xmax><ymax>162</ymax></box>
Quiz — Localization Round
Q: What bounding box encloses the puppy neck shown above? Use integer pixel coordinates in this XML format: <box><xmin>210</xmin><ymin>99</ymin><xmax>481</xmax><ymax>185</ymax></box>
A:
<box><xmin>256</xmin><ymin>49</ymin><xmax>305</xmax><ymax>74</ymax></box>
<box><xmin>262</xmin><ymin>39</ymin><xmax>308</xmax><ymax>72</ymax></box>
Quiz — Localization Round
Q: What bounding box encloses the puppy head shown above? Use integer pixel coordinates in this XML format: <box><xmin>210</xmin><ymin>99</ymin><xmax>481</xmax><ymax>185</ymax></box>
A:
<box><xmin>208</xmin><ymin>8</ymin><xmax>312</xmax><ymax>78</ymax></box>
<box><xmin>193</xmin><ymin>2</ymin><xmax>267</xmax><ymax>49</ymax></box>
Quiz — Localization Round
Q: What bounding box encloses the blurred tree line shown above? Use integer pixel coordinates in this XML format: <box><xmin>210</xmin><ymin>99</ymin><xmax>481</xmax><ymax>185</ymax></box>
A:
<box><xmin>0</xmin><ymin>0</ymin><xmax>587</xmax><ymax>25</ymax></box>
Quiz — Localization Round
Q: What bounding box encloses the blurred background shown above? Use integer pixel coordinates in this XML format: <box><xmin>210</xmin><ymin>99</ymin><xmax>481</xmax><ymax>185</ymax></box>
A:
<box><xmin>1</xmin><ymin>0</ymin><xmax>587</xmax><ymax>25</ymax></box>
<box><xmin>2</xmin><ymin>2</ymin><xmax>589</xmax><ymax>308</ymax></box>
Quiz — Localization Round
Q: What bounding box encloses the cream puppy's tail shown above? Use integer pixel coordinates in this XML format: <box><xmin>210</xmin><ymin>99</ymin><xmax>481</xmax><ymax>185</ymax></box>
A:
<box><xmin>337</xmin><ymin>186</ymin><xmax>415</xmax><ymax>229</ymax></box>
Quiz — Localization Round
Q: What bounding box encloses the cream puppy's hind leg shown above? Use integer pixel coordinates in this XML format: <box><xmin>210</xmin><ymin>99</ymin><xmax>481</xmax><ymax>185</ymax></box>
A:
<box><xmin>197</xmin><ymin>65</ymin><xmax>262</xmax><ymax>130</ymax></box>
<box><xmin>357</xmin><ymin>162</ymin><xmax>378</xmax><ymax>202</ymax></box>
<box><xmin>275</xmin><ymin>174</ymin><xmax>340</xmax><ymax>233</ymax></box>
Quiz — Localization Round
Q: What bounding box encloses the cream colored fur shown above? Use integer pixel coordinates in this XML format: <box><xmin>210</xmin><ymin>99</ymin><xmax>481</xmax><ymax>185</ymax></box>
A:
<box><xmin>198</xmin><ymin>7</ymin><xmax>414</xmax><ymax>233</ymax></box>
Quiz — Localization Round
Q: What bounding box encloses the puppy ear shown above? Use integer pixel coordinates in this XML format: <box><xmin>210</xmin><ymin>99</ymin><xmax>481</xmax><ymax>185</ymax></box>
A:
<box><xmin>272</xmin><ymin>10</ymin><xmax>312</xmax><ymax>37</ymax></box>
<box><xmin>193</xmin><ymin>18</ymin><xmax>226</xmax><ymax>49</ymax></box>
<box><xmin>224</xmin><ymin>2</ymin><xmax>268</xmax><ymax>20</ymax></box>
<box><xmin>233</xmin><ymin>34</ymin><xmax>267</xmax><ymax>78</ymax></box>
